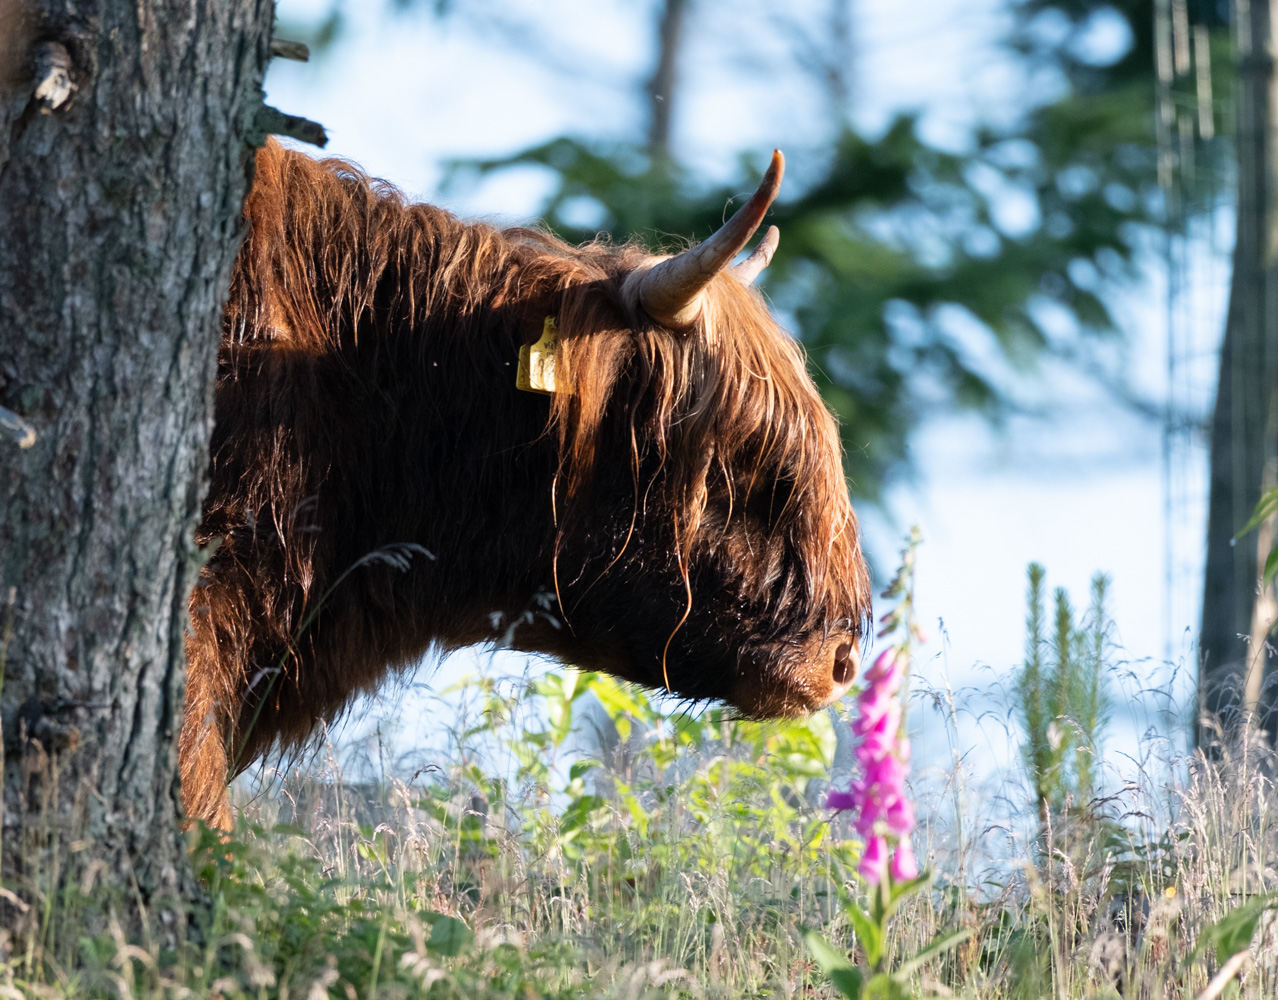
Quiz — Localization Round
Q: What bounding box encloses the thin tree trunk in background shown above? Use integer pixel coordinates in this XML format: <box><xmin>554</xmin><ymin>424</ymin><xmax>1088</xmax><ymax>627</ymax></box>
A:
<box><xmin>646</xmin><ymin>0</ymin><xmax>687</xmax><ymax>159</ymax></box>
<box><xmin>823</xmin><ymin>0</ymin><xmax>854</xmax><ymax>122</ymax></box>
<box><xmin>1199</xmin><ymin>0</ymin><xmax>1278</xmax><ymax>743</ymax></box>
<box><xmin>0</xmin><ymin>0</ymin><xmax>272</xmax><ymax>919</ymax></box>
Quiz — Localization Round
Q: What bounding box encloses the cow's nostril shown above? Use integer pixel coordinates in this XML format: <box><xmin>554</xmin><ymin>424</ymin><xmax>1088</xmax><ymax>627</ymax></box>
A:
<box><xmin>831</xmin><ymin>641</ymin><xmax>854</xmax><ymax>687</ymax></box>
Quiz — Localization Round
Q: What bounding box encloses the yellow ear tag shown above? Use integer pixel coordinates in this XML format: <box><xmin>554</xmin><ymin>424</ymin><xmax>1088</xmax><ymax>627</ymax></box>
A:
<box><xmin>517</xmin><ymin>316</ymin><xmax>559</xmax><ymax>395</ymax></box>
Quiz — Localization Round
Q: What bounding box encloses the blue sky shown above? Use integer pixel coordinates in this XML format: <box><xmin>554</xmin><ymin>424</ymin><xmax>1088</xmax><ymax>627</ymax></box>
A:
<box><xmin>260</xmin><ymin>0</ymin><xmax>1226</xmax><ymax>788</ymax></box>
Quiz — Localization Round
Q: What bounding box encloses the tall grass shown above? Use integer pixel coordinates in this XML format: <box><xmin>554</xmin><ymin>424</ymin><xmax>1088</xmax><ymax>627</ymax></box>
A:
<box><xmin>4</xmin><ymin>566</ymin><xmax>1278</xmax><ymax>998</ymax></box>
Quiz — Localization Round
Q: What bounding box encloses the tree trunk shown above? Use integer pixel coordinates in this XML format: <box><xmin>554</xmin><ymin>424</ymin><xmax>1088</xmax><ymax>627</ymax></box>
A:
<box><xmin>0</xmin><ymin>0</ymin><xmax>272</xmax><ymax>923</ymax></box>
<box><xmin>1199</xmin><ymin>0</ymin><xmax>1278</xmax><ymax>743</ymax></box>
<box><xmin>646</xmin><ymin>0</ymin><xmax>687</xmax><ymax>159</ymax></box>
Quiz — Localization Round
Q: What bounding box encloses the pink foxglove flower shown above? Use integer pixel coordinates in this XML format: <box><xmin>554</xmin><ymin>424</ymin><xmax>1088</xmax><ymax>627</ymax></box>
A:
<box><xmin>885</xmin><ymin>793</ymin><xmax>915</xmax><ymax>836</ymax></box>
<box><xmin>827</xmin><ymin>646</ymin><xmax>919</xmax><ymax>885</ymax></box>
<box><xmin>859</xmin><ymin>835</ymin><xmax>888</xmax><ymax>884</ymax></box>
<box><xmin>890</xmin><ymin>839</ymin><xmax>919</xmax><ymax>882</ymax></box>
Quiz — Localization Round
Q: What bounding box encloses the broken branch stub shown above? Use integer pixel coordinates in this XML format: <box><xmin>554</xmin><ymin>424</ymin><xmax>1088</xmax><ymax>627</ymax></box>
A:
<box><xmin>252</xmin><ymin>104</ymin><xmax>328</xmax><ymax>148</ymax></box>
<box><xmin>269</xmin><ymin>38</ymin><xmax>310</xmax><ymax>62</ymax></box>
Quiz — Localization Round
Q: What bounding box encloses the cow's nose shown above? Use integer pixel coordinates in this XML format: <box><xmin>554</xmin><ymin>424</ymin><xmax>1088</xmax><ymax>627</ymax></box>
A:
<box><xmin>801</xmin><ymin>634</ymin><xmax>859</xmax><ymax>710</ymax></box>
<box><xmin>832</xmin><ymin>640</ymin><xmax>856</xmax><ymax>688</ymax></box>
<box><xmin>728</xmin><ymin>632</ymin><xmax>861</xmax><ymax>717</ymax></box>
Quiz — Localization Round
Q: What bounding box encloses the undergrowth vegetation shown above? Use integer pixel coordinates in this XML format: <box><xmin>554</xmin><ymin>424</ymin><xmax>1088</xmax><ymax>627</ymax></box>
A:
<box><xmin>5</xmin><ymin>555</ymin><xmax>1278</xmax><ymax>999</ymax></box>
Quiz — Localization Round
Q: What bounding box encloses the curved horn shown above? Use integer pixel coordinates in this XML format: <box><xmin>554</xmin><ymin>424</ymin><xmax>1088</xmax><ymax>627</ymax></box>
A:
<box><xmin>731</xmin><ymin>225</ymin><xmax>780</xmax><ymax>285</ymax></box>
<box><xmin>634</xmin><ymin>149</ymin><xmax>784</xmax><ymax>328</ymax></box>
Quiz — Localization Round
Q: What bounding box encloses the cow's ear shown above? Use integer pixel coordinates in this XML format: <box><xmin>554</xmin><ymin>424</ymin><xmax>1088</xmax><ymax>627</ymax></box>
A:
<box><xmin>624</xmin><ymin>150</ymin><xmax>784</xmax><ymax>330</ymax></box>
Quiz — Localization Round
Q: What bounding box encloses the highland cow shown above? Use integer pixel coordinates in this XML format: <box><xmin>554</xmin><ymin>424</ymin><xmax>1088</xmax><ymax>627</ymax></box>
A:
<box><xmin>182</xmin><ymin>140</ymin><xmax>872</xmax><ymax>827</ymax></box>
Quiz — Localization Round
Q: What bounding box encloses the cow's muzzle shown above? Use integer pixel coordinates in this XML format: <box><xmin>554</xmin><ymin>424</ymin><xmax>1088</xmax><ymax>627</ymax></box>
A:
<box><xmin>730</xmin><ymin>632</ymin><xmax>860</xmax><ymax>719</ymax></box>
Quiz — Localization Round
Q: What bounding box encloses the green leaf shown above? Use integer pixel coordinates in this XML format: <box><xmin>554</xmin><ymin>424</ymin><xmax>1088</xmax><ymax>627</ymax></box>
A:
<box><xmin>558</xmin><ymin>794</ymin><xmax>606</xmax><ymax>834</ymax></box>
<box><xmin>862</xmin><ymin>972</ymin><xmax>909</xmax><ymax>1000</ymax></box>
<box><xmin>1191</xmin><ymin>893</ymin><xmax>1278</xmax><ymax>963</ymax></box>
<box><xmin>426</xmin><ymin>915</ymin><xmax>473</xmax><ymax>957</ymax></box>
<box><xmin>1264</xmin><ymin>545</ymin><xmax>1278</xmax><ymax>589</ymax></box>
<box><xmin>569</xmin><ymin>759</ymin><xmax>600</xmax><ymax>782</ymax></box>
<box><xmin>1236</xmin><ymin>488</ymin><xmax>1278</xmax><ymax>540</ymax></box>
<box><xmin>893</xmin><ymin>925</ymin><xmax>975</xmax><ymax>980</ymax></box>
<box><xmin>844</xmin><ymin>898</ymin><xmax>884</xmax><ymax>967</ymax></box>
<box><xmin>803</xmin><ymin>930</ymin><xmax>863</xmax><ymax>999</ymax></box>
<box><xmin>884</xmin><ymin>869</ymin><xmax>935</xmax><ymax>919</ymax></box>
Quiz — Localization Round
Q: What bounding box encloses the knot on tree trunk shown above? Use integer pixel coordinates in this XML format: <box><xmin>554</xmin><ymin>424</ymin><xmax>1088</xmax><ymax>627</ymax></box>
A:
<box><xmin>32</xmin><ymin>40</ymin><xmax>74</xmax><ymax>111</ymax></box>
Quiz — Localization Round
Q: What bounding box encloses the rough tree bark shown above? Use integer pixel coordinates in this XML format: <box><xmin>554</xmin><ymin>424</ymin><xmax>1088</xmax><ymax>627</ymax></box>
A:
<box><xmin>0</xmin><ymin>0</ymin><xmax>273</xmax><ymax>917</ymax></box>
<box><xmin>1199</xmin><ymin>0</ymin><xmax>1278</xmax><ymax>742</ymax></box>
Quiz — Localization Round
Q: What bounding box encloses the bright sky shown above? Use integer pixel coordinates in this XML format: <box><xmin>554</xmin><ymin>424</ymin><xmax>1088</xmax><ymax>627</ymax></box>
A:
<box><xmin>260</xmin><ymin>0</ymin><xmax>1226</xmax><ymax>798</ymax></box>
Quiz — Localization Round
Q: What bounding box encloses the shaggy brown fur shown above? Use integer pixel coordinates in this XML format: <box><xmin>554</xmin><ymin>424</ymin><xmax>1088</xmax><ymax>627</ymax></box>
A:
<box><xmin>183</xmin><ymin>140</ymin><xmax>871</xmax><ymax>827</ymax></box>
